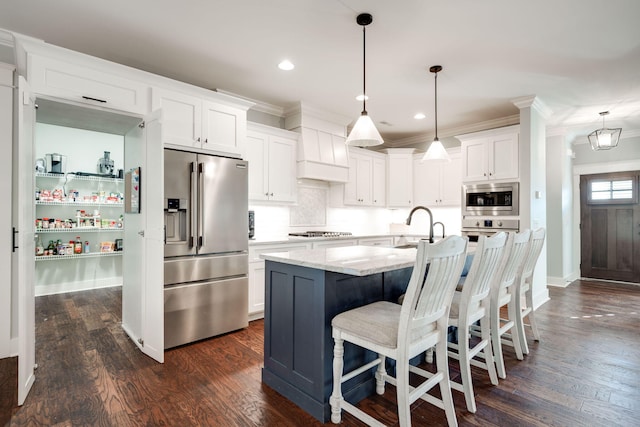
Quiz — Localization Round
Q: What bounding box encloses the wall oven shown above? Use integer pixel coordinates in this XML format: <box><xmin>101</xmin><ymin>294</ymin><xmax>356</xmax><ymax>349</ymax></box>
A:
<box><xmin>461</xmin><ymin>218</ymin><xmax>520</xmax><ymax>242</ymax></box>
<box><xmin>462</xmin><ymin>182</ymin><xmax>519</xmax><ymax>216</ymax></box>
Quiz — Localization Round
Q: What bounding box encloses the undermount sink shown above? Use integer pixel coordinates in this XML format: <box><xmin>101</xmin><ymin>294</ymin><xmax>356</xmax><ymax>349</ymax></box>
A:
<box><xmin>394</xmin><ymin>243</ymin><xmax>418</xmax><ymax>249</ymax></box>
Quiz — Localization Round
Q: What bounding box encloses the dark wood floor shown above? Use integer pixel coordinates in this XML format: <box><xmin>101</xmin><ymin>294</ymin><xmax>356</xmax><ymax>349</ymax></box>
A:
<box><xmin>2</xmin><ymin>279</ymin><xmax>640</xmax><ymax>426</ymax></box>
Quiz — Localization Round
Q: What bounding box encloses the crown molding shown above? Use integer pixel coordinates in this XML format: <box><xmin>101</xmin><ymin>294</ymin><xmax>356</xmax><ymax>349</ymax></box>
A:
<box><xmin>387</xmin><ymin>114</ymin><xmax>521</xmax><ymax>148</ymax></box>
<box><xmin>511</xmin><ymin>95</ymin><xmax>553</xmax><ymax>119</ymax></box>
<box><xmin>0</xmin><ymin>29</ymin><xmax>14</xmax><ymax>48</ymax></box>
<box><xmin>214</xmin><ymin>89</ymin><xmax>282</xmax><ymax>116</ymax></box>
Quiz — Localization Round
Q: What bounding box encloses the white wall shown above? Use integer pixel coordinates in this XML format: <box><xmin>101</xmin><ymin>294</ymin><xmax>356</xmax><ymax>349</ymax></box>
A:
<box><xmin>546</xmin><ymin>134</ymin><xmax>575</xmax><ymax>286</ymax></box>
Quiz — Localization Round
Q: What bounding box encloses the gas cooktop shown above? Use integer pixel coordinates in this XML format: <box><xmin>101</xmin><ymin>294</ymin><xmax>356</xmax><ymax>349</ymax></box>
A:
<box><xmin>288</xmin><ymin>231</ymin><xmax>353</xmax><ymax>238</ymax></box>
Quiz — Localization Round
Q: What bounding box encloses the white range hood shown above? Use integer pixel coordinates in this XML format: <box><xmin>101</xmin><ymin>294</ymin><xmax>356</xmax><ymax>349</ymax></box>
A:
<box><xmin>285</xmin><ymin>103</ymin><xmax>350</xmax><ymax>183</ymax></box>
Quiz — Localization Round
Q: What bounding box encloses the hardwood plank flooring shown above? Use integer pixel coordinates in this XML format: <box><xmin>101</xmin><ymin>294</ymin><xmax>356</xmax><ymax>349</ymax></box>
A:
<box><xmin>2</xmin><ymin>279</ymin><xmax>639</xmax><ymax>426</ymax></box>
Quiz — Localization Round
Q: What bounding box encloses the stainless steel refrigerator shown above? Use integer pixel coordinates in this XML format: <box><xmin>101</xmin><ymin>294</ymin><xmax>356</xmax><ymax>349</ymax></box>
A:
<box><xmin>163</xmin><ymin>148</ymin><xmax>249</xmax><ymax>348</ymax></box>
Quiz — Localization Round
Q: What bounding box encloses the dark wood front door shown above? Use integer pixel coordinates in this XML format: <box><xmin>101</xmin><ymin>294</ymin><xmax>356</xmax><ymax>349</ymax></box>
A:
<box><xmin>580</xmin><ymin>171</ymin><xmax>640</xmax><ymax>283</ymax></box>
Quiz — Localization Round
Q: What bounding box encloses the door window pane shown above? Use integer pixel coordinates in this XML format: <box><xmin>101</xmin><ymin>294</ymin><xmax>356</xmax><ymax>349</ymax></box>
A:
<box><xmin>588</xmin><ymin>178</ymin><xmax>636</xmax><ymax>204</ymax></box>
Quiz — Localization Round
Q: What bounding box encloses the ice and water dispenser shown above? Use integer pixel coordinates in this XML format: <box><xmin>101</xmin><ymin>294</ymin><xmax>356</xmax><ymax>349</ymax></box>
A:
<box><xmin>164</xmin><ymin>198</ymin><xmax>189</xmax><ymax>246</ymax></box>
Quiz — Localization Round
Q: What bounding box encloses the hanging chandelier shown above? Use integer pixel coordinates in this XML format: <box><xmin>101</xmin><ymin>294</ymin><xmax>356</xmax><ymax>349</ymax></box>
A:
<box><xmin>588</xmin><ymin>111</ymin><xmax>621</xmax><ymax>151</ymax></box>
<box><xmin>345</xmin><ymin>13</ymin><xmax>384</xmax><ymax>147</ymax></box>
<box><xmin>422</xmin><ymin>65</ymin><xmax>450</xmax><ymax>161</ymax></box>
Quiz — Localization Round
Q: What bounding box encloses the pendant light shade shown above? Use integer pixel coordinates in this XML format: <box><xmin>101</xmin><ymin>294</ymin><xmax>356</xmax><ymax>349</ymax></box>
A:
<box><xmin>346</xmin><ymin>13</ymin><xmax>384</xmax><ymax>147</ymax></box>
<box><xmin>588</xmin><ymin>111</ymin><xmax>621</xmax><ymax>151</ymax></box>
<box><xmin>422</xmin><ymin>65</ymin><xmax>451</xmax><ymax>162</ymax></box>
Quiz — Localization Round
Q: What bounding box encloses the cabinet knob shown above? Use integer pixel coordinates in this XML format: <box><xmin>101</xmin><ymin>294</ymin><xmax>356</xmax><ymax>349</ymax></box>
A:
<box><xmin>265</xmin><ymin>192</ymin><xmax>269</xmax><ymax>196</ymax></box>
<box><xmin>196</xmin><ymin>137</ymin><xmax>201</xmax><ymax>142</ymax></box>
<box><xmin>489</xmin><ymin>172</ymin><xmax>493</xmax><ymax>176</ymax></box>
<box><xmin>374</xmin><ymin>200</ymin><xmax>377</xmax><ymax>203</ymax></box>
<box><xmin>204</xmin><ymin>138</ymin><xmax>208</xmax><ymax>143</ymax></box>
<box><xmin>483</xmin><ymin>172</ymin><xmax>487</xmax><ymax>176</ymax></box>
<box><xmin>270</xmin><ymin>193</ymin><xmax>274</xmax><ymax>196</ymax></box>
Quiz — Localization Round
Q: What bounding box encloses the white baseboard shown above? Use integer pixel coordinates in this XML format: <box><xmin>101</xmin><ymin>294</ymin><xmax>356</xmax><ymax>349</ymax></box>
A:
<box><xmin>35</xmin><ymin>278</ymin><xmax>122</xmax><ymax>296</ymax></box>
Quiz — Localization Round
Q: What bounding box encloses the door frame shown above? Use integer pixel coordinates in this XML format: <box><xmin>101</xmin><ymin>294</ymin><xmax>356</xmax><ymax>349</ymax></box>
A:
<box><xmin>573</xmin><ymin>159</ymin><xmax>640</xmax><ymax>282</ymax></box>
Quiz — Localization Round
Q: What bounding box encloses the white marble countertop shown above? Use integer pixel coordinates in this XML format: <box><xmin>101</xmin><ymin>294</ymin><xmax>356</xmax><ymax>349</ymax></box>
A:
<box><xmin>260</xmin><ymin>245</ymin><xmax>418</xmax><ymax>276</ymax></box>
<box><xmin>249</xmin><ymin>233</ymin><xmax>431</xmax><ymax>246</ymax></box>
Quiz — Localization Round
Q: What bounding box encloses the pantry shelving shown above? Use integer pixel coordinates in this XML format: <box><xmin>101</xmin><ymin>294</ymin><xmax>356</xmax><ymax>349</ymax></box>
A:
<box><xmin>35</xmin><ymin>172</ymin><xmax>124</xmax><ymax>260</ymax></box>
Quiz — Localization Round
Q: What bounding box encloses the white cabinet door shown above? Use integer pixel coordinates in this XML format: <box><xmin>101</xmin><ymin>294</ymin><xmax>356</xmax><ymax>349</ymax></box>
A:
<box><xmin>387</xmin><ymin>153</ymin><xmax>413</xmax><ymax>207</ymax></box>
<box><xmin>15</xmin><ymin>77</ymin><xmax>36</xmax><ymax>405</ymax></box>
<box><xmin>248</xmin><ymin>242</ymin><xmax>310</xmax><ymax>317</ymax></box>
<box><xmin>413</xmin><ymin>150</ymin><xmax>462</xmax><ymax>207</ymax></box>
<box><xmin>489</xmin><ymin>133</ymin><xmax>519</xmax><ymax>181</ymax></box>
<box><xmin>355</xmin><ymin>155</ymin><xmax>373</xmax><ymax>205</ymax></box>
<box><xmin>461</xmin><ymin>139</ymin><xmax>488</xmax><ymax>182</ymax></box>
<box><xmin>413</xmin><ymin>158</ymin><xmax>441</xmax><ymax>206</ymax></box>
<box><xmin>372</xmin><ymin>157</ymin><xmax>386</xmax><ymax>206</ymax></box>
<box><xmin>28</xmin><ymin>54</ymin><xmax>149</xmax><ymax>115</ymax></box>
<box><xmin>460</xmin><ymin>127</ymin><xmax>519</xmax><ymax>183</ymax></box>
<box><xmin>248</xmin><ymin>261</ymin><xmax>266</xmax><ymax>315</ymax></box>
<box><xmin>246</xmin><ymin>132</ymin><xmax>269</xmax><ymax>201</ymax></box>
<box><xmin>202</xmin><ymin>101</ymin><xmax>244</xmax><ymax>156</ymax></box>
<box><xmin>343</xmin><ymin>153</ymin><xmax>359</xmax><ymax>205</ymax></box>
<box><xmin>152</xmin><ymin>89</ymin><xmax>202</xmax><ymax>149</ymax></box>
<box><xmin>153</xmin><ymin>89</ymin><xmax>246</xmax><ymax>157</ymax></box>
<box><xmin>246</xmin><ymin>126</ymin><xmax>297</xmax><ymax>203</ymax></box>
<box><xmin>267</xmin><ymin>136</ymin><xmax>297</xmax><ymax>203</ymax></box>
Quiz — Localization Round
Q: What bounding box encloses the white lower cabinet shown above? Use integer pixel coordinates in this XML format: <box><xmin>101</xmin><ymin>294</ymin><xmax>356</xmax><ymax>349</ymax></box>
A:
<box><xmin>246</xmin><ymin>124</ymin><xmax>298</xmax><ymax>203</ymax></box>
<box><xmin>248</xmin><ymin>242</ymin><xmax>310</xmax><ymax>318</ymax></box>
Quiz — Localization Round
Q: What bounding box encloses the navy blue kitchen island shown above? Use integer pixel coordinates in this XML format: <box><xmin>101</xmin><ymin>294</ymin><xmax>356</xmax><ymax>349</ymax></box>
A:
<box><xmin>260</xmin><ymin>246</ymin><xmax>417</xmax><ymax>423</ymax></box>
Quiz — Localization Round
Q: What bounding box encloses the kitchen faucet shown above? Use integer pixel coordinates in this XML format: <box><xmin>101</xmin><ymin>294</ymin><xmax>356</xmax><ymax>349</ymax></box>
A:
<box><xmin>433</xmin><ymin>221</ymin><xmax>445</xmax><ymax>238</ymax></box>
<box><xmin>406</xmin><ymin>206</ymin><xmax>434</xmax><ymax>243</ymax></box>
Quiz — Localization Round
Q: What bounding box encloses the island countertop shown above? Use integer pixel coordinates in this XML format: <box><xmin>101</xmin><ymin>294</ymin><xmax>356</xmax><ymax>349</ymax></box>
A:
<box><xmin>260</xmin><ymin>245</ymin><xmax>417</xmax><ymax>276</ymax></box>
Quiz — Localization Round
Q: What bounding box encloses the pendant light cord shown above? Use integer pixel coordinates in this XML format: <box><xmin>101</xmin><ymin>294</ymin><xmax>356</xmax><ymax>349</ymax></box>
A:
<box><xmin>362</xmin><ymin>24</ymin><xmax>367</xmax><ymax>114</ymax></box>
<box><xmin>434</xmin><ymin>70</ymin><xmax>438</xmax><ymax>140</ymax></box>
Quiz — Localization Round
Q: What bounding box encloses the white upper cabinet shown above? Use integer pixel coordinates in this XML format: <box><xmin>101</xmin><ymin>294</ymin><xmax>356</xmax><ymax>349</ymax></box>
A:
<box><xmin>458</xmin><ymin>125</ymin><xmax>519</xmax><ymax>183</ymax></box>
<box><xmin>413</xmin><ymin>148</ymin><xmax>462</xmax><ymax>207</ymax></box>
<box><xmin>342</xmin><ymin>147</ymin><xmax>386</xmax><ymax>206</ymax></box>
<box><xmin>28</xmin><ymin>54</ymin><xmax>149</xmax><ymax>115</ymax></box>
<box><xmin>246</xmin><ymin>124</ymin><xmax>297</xmax><ymax>203</ymax></box>
<box><xmin>152</xmin><ymin>88</ymin><xmax>248</xmax><ymax>157</ymax></box>
<box><xmin>385</xmin><ymin>149</ymin><xmax>415</xmax><ymax>208</ymax></box>
<box><xmin>371</xmin><ymin>157</ymin><xmax>386</xmax><ymax>207</ymax></box>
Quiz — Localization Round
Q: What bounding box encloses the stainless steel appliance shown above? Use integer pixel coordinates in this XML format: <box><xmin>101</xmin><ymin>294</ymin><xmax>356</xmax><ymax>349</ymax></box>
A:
<box><xmin>461</xmin><ymin>218</ymin><xmax>519</xmax><ymax>242</ymax></box>
<box><xmin>462</xmin><ymin>182</ymin><xmax>519</xmax><ymax>216</ymax></box>
<box><xmin>45</xmin><ymin>153</ymin><xmax>66</xmax><ymax>174</ymax></box>
<box><xmin>98</xmin><ymin>151</ymin><xmax>115</xmax><ymax>176</ymax></box>
<box><xmin>163</xmin><ymin>148</ymin><xmax>249</xmax><ymax>349</ymax></box>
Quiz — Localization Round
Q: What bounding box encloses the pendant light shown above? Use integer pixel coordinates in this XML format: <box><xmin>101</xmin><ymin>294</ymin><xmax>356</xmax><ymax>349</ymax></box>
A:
<box><xmin>345</xmin><ymin>13</ymin><xmax>384</xmax><ymax>147</ymax></box>
<box><xmin>422</xmin><ymin>65</ymin><xmax>451</xmax><ymax>162</ymax></box>
<box><xmin>588</xmin><ymin>111</ymin><xmax>621</xmax><ymax>151</ymax></box>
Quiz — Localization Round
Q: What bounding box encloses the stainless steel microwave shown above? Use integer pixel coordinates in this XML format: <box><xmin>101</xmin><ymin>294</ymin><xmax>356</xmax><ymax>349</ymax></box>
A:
<box><xmin>462</xmin><ymin>182</ymin><xmax>519</xmax><ymax>216</ymax></box>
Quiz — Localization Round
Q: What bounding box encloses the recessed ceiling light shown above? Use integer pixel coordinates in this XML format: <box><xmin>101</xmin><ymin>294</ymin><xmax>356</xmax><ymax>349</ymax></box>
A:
<box><xmin>356</xmin><ymin>94</ymin><xmax>369</xmax><ymax>101</ymax></box>
<box><xmin>278</xmin><ymin>60</ymin><xmax>294</xmax><ymax>71</ymax></box>
<box><xmin>414</xmin><ymin>113</ymin><xmax>426</xmax><ymax>120</ymax></box>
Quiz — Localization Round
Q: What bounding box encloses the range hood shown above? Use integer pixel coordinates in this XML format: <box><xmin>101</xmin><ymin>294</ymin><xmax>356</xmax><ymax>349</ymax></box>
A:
<box><xmin>285</xmin><ymin>103</ymin><xmax>350</xmax><ymax>183</ymax></box>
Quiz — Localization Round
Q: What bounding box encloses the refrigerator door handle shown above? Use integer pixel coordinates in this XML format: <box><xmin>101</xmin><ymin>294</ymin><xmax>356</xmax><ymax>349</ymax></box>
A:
<box><xmin>198</xmin><ymin>162</ymin><xmax>204</xmax><ymax>248</ymax></box>
<box><xmin>189</xmin><ymin>162</ymin><xmax>196</xmax><ymax>248</ymax></box>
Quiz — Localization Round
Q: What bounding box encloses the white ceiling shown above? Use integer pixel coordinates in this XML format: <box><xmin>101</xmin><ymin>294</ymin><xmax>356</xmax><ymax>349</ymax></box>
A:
<box><xmin>1</xmin><ymin>0</ymin><xmax>639</xmax><ymax>145</ymax></box>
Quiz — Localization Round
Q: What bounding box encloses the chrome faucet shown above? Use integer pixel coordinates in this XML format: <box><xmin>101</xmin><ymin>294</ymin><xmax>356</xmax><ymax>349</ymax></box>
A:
<box><xmin>433</xmin><ymin>221</ymin><xmax>445</xmax><ymax>238</ymax></box>
<box><xmin>406</xmin><ymin>206</ymin><xmax>434</xmax><ymax>243</ymax></box>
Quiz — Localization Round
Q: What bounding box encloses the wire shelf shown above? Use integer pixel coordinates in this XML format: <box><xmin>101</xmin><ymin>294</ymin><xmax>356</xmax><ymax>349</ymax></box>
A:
<box><xmin>35</xmin><ymin>252</ymin><xmax>123</xmax><ymax>261</ymax></box>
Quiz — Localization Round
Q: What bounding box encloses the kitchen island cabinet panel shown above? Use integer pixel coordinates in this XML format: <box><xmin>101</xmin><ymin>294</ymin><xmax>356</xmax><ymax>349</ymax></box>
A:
<box><xmin>262</xmin><ymin>259</ymin><xmax>413</xmax><ymax>422</ymax></box>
